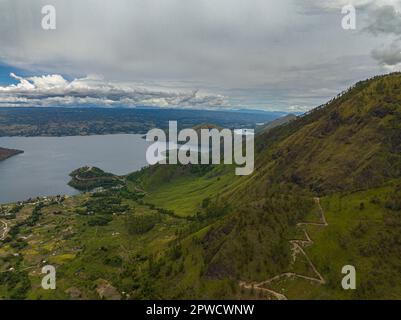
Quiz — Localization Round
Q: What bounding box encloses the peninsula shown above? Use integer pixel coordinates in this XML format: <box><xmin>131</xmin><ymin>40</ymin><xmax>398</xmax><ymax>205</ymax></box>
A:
<box><xmin>0</xmin><ymin>147</ymin><xmax>23</xmax><ymax>161</ymax></box>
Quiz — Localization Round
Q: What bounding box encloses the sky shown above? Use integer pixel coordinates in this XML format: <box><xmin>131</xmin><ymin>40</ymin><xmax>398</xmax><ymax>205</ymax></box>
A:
<box><xmin>0</xmin><ymin>0</ymin><xmax>400</xmax><ymax>111</ymax></box>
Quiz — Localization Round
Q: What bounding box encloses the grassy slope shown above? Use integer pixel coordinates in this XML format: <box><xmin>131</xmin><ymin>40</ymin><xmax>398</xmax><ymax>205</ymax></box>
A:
<box><xmin>254</xmin><ymin>73</ymin><xmax>401</xmax><ymax>194</ymax></box>
<box><xmin>1</xmin><ymin>73</ymin><xmax>401</xmax><ymax>299</ymax></box>
<box><xmin>127</xmin><ymin>73</ymin><xmax>401</xmax><ymax>299</ymax></box>
<box><xmin>273</xmin><ymin>180</ymin><xmax>401</xmax><ymax>300</ymax></box>
<box><xmin>138</xmin><ymin>73</ymin><xmax>401</xmax><ymax>213</ymax></box>
<box><xmin>136</xmin><ymin>166</ymin><xmax>238</xmax><ymax>217</ymax></box>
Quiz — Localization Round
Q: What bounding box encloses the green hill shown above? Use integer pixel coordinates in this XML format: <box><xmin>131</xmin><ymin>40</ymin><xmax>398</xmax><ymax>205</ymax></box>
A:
<box><xmin>252</xmin><ymin>73</ymin><xmax>401</xmax><ymax>194</ymax></box>
<box><xmin>1</xmin><ymin>73</ymin><xmax>401</xmax><ymax>300</ymax></box>
<box><xmin>68</xmin><ymin>166</ymin><xmax>123</xmax><ymax>191</ymax></box>
<box><xmin>128</xmin><ymin>72</ymin><xmax>401</xmax><ymax>299</ymax></box>
<box><xmin>135</xmin><ymin>73</ymin><xmax>401</xmax><ymax>210</ymax></box>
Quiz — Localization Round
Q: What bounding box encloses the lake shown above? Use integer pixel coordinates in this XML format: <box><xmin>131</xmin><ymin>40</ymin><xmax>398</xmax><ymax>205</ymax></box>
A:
<box><xmin>0</xmin><ymin>134</ymin><xmax>152</xmax><ymax>204</ymax></box>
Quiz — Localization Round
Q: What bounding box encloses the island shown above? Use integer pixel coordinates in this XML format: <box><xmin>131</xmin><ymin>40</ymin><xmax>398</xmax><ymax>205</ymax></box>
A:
<box><xmin>68</xmin><ymin>166</ymin><xmax>124</xmax><ymax>191</ymax></box>
<box><xmin>0</xmin><ymin>147</ymin><xmax>23</xmax><ymax>161</ymax></box>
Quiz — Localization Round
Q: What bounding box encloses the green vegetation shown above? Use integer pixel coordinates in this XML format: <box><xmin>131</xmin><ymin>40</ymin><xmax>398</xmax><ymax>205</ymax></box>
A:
<box><xmin>253</xmin><ymin>73</ymin><xmax>401</xmax><ymax>194</ymax></box>
<box><xmin>284</xmin><ymin>181</ymin><xmax>401</xmax><ymax>299</ymax></box>
<box><xmin>126</xmin><ymin>214</ymin><xmax>161</xmax><ymax>235</ymax></box>
<box><xmin>68</xmin><ymin>166</ymin><xmax>123</xmax><ymax>191</ymax></box>
<box><xmin>1</xmin><ymin>73</ymin><xmax>401</xmax><ymax>299</ymax></box>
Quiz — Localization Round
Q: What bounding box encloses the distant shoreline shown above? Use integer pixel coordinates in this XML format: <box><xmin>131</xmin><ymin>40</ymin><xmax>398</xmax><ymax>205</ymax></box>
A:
<box><xmin>0</xmin><ymin>107</ymin><xmax>284</xmax><ymax>137</ymax></box>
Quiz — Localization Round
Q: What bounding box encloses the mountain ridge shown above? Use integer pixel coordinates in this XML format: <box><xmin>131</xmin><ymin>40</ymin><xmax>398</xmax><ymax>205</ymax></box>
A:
<box><xmin>1</xmin><ymin>73</ymin><xmax>401</xmax><ymax>300</ymax></box>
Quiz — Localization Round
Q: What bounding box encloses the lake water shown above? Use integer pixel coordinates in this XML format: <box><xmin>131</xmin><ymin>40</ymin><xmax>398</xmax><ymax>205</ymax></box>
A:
<box><xmin>0</xmin><ymin>134</ymin><xmax>152</xmax><ymax>204</ymax></box>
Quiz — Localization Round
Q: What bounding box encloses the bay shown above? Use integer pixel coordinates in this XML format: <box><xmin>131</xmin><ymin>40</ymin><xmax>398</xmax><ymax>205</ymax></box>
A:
<box><xmin>0</xmin><ymin>134</ymin><xmax>151</xmax><ymax>204</ymax></box>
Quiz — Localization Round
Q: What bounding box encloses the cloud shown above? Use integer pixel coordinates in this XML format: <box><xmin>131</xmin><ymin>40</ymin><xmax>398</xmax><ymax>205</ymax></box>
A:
<box><xmin>288</xmin><ymin>105</ymin><xmax>313</xmax><ymax>112</ymax></box>
<box><xmin>365</xmin><ymin>5</ymin><xmax>401</xmax><ymax>35</ymax></box>
<box><xmin>0</xmin><ymin>0</ymin><xmax>396</xmax><ymax>110</ymax></box>
<box><xmin>300</xmin><ymin>0</ymin><xmax>400</xmax><ymax>13</ymax></box>
<box><xmin>372</xmin><ymin>42</ymin><xmax>401</xmax><ymax>66</ymax></box>
<box><xmin>298</xmin><ymin>0</ymin><xmax>373</xmax><ymax>14</ymax></box>
<box><xmin>0</xmin><ymin>73</ymin><xmax>228</xmax><ymax>108</ymax></box>
<box><xmin>363</xmin><ymin>3</ymin><xmax>401</xmax><ymax>67</ymax></box>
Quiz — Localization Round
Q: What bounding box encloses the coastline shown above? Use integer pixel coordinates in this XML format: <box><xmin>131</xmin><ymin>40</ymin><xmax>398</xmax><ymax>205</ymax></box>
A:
<box><xmin>0</xmin><ymin>147</ymin><xmax>24</xmax><ymax>162</ymax></box>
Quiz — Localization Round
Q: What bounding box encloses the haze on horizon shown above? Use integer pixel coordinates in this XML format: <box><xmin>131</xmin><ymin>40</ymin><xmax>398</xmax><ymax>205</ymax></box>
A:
<box><xmin>0</xmin><ymin>0</ymin><xmax>400</xmax><ymax>111</ymax></box>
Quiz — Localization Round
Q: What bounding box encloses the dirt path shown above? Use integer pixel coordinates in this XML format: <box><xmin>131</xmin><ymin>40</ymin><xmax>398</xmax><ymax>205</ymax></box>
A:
<box><xmin>0</xmin><ymin>219</ymin><xmax>9</xmax><ymax>241</ymax></box>
<box><xmin>239</xmin><ymin>197</ymin><xmax>328</xmax><ymax>300</ymax></box>
<box><xmin>239</xmin><ymin>281</ymin><xmax>288</xmax><ymax>300</ymax></box>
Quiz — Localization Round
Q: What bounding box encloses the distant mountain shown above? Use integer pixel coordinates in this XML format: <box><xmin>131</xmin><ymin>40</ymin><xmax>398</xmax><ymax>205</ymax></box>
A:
<box><xmin>257</xmin><ymin>114</ymin><xmax>297</xmax><ymax>133</ymax></box>
<box><xmin>0</xmin><ymin>107</ymin><xmax>285</xmax><ymax>137</ymax></box>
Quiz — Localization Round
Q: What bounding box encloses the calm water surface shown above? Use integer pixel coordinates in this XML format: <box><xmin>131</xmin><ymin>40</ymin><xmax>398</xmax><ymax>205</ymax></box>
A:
<box><xmin>0</xmin><ymin>134</ymin><xmax>151</xmax><ymax>204</ymax></box>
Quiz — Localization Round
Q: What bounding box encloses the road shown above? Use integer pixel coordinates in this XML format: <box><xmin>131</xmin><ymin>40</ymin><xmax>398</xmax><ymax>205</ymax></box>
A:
<box><xmin>239</xmin><ymin>197</ymin><xmax>328</xmax><ymax>300</ymax></box>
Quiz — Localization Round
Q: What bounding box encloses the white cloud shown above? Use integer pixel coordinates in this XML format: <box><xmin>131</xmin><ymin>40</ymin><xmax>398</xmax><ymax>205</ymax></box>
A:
<box><xmin>300</xmin><ymin>0</ymin><xmax>401</xmax><ymax>87</ymax></box>
<box><xmin>372</xmin><ymin>42</ymin><xmax>401</xmax><ymax>66</ymax></box>
<box><xmin>363</xmin><ymin>3</ymin><xmax>401</xmax><ymax>67</ymax></box>
<box><xmin>364</xmin><ymin>4</ymin><xmax>401</xmax><ymax>36</ymax></box>
<box><xmin>0</xmin><ymin>73</ymin><xmax>228</xmax><ymax>108</ymax></box>
<box><xmin>300</xmin><ymin>0</ymin><xmax>401</xmax><ymax>12</ymax></box>
<box><xmin>0</xmin><ymin>0</ymin><xmax>397</xmax><ymax>110</ymax></box>
<box><xmin>288</xmin><ymin>105</ymin><xmax>313</xmax><ymax>112</ymax></box>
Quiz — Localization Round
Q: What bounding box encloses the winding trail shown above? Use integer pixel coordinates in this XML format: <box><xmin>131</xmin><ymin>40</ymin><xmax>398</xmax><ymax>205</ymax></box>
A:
<box><xmin>240</xmin><ymin>197</ymin><xmax>328</xmax><ymax>300</ymax></box>
<box><xmin>0</xmin><ymin>219</ymin><xmax>9</xmax><ymax>241</ymax></box>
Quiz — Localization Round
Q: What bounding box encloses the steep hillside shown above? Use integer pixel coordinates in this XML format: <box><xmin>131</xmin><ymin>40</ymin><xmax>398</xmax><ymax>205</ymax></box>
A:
<box><xmin>137</xmin><ymin>73</ymin><xmax>401</xmax><ymax>209</ymax></box>
<box><xmin>252</xmin><ymin>73</ymin><xmax>401</xmax><ymax>195</ymax></box>
<box><xmin>128</xmin><ymin>73</ymin><xmax>401</xmax><ymax>299</ymax></box>
<box><xmin>2</xmin><ymin>73</ymin><xmax>401</xmax><ymax>300</ymax></box>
